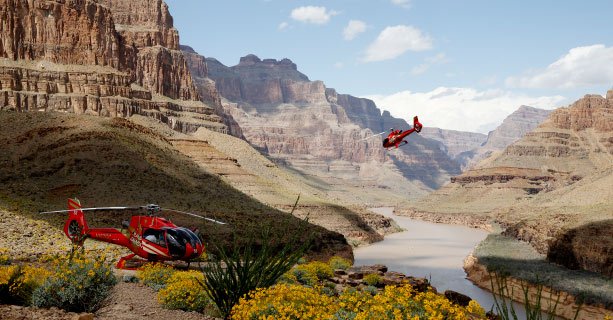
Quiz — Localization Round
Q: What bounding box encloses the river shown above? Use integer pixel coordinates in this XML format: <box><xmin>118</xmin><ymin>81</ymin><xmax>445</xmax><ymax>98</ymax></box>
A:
<box><xmin>354</xmin><ymin>207</ymin><xmax>520</xmax><ymax>316</ymax></box>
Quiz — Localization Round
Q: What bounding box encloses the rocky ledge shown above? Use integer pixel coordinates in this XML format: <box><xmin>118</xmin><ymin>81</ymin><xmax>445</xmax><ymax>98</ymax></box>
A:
<box><xmin>464</xmin><ymin>254</ymin><xmax>613</xmax><ymax>320</ymax></box>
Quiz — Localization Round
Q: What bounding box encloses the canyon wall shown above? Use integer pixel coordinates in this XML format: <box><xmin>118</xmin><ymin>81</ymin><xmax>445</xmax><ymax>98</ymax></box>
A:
<box><xmin>199</xmin><ymin>54</ymin><xmax>462</xmax><ymax>203</ymax></box>
<box><xmin>0</xmin><ymin>0</ymin><xmax>226</xmax><ymax>134</ymax></box>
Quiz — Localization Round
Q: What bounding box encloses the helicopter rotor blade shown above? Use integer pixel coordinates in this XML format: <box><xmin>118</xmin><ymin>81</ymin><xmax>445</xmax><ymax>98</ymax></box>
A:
<box><xmin>39</xmin><ymin>206</ymin><xmax>141</xmax><ymax>214</ymax></box>
<box><xmin>163</xmin><ymin>208</ymin><xmax>227</xmax><ymax>225</ymax></box>
<box><xmin>359</xmin><ymin>131</ymin><xmax>386</xmax><ymax>141</ymax></box>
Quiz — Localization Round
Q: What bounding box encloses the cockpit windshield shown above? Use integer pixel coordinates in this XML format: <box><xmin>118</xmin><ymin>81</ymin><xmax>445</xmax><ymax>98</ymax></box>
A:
<box><xmin>163</xmin><ymin>227</ymin><xmax>202</xmax><ymax>259</ymax></box>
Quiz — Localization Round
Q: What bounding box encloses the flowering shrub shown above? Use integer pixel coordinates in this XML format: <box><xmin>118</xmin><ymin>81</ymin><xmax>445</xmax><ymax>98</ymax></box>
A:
<box><xmin>328</xmin><ymin>256</ymin><xmax>351</xmax><ymax>270</ymax></box>
<box><xmin>137</xmin><ymin>263</ymin><xmax>176</xmax><ymax>291</ymax></box>
<box><xmin>31</xmin><ymin>252</ymin><xmax>117</xmax><ymax>312</ymax></box>
<box><xmin>158</xmin><ymin>270</ymin><xmax>214</xmax><ymax>313</ymax></box>
<box><xmin>284</xmin><ymin>260</ymin><xmax>335</xmax><ymax>286</ymax></box>
<box><xmin>0</xmin><ymin>265</ymin><xmax>51</xmax><ymax>305</ymax></box>
<box><xmin>231</xmin><ymin>283</ymin><xmax>337</xmax><ymax>319</ymax></box>
<box><xmin>231</xmin><ymin>283</ymin><xmax>487</xmax><ymax>320</ymax></box>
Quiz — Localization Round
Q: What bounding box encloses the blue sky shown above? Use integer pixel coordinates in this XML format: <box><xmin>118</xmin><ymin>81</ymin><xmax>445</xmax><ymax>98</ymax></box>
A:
<box><xmin>166</xmin><ymin>0</ymin><xmax>613</xmax><ymax>133</ymax></box>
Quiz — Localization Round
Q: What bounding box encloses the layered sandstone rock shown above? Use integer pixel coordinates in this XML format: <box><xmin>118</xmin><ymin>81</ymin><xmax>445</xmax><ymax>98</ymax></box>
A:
<box><xmin>438</xmin><ymin>105</ymin><xmax>552</xmax><ymax>169</ymax></box>
<box><xmin>464</xmin><ymin>254</ymin><xmax>612</xmax><ymax>320</ymax></box>
<box><xmin>0</xmin><ymin>0</ymin><xmax>225</xmax><ymax>134</ymax></box>
<box><xmin>420</xmin><ymin>127</ymin><xmax>487</xmax><ymax>160</ymax></box>
<box><xmin>180</xmin><ymin>45</ymin><xmax>243</xmax><ymax>137</ymax></box>
<box><xmin>201</xmin><ymin>55</ymin><xmax>461</xmax><ymax>204</ymax></box>
<box><xmin>0</xmin><ymin>0</ymin><xmax>132</xmax><ymax>70</ymax></box>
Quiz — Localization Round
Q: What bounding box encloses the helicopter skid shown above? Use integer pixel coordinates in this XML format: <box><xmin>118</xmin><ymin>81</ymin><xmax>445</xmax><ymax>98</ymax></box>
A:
<box><xmin>116</xmin><ymin>254</ymin><xmax>148</xmax><ymax>270</ymax></box>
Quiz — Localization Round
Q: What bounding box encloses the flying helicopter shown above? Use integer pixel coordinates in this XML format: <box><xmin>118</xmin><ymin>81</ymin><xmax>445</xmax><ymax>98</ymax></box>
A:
<box><xmin>383</xmin><ymin>116</ymin><xmax>423</xmax><ymax>149</ymax></box>
<box><xmin>40</xmin><ymin>198</ymin><xmax>226</xmax><ymax>269</ymax></box>
<box><xmin>360</xmin><ymin>116</ymin><xmax>423</xmax><ymax>149</ymax></box>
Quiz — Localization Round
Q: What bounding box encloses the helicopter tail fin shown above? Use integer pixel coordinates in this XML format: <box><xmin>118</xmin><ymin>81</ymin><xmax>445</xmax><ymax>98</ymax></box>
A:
<box><xmin>413</xmin><ymin>116</ymin><xmax>423</xmax><ymax>133</ymax></box>
<box><xmin>63</xmin><ymin>198</ymin><xmax>89</xmax><ymax>244</ymax></box>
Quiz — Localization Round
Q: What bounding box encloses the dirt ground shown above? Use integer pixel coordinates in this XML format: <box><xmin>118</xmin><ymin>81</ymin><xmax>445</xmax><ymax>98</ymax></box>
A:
<box><xmin>0</xmin><ymin>282</ymin><xmax>219</xmax><ymax>320</ymax></box>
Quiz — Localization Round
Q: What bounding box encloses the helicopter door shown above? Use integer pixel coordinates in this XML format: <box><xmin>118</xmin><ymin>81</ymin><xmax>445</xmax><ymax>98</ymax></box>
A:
<box><xmin>165</xmin><ymin>228</ymin><xmax>186</xmax><ymax>258</ymax></box>
<box><xmin>143</xmin><ymin>229</ymin><xmax>166</xmax><ymax>247</ymax></box>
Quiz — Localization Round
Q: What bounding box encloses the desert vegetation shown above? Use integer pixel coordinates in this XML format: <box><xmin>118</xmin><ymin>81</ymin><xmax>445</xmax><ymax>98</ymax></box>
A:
<box><xmin>0</xmin><ymin>250</ymin><xmax>116</xmax><ymax>312</ymax></box>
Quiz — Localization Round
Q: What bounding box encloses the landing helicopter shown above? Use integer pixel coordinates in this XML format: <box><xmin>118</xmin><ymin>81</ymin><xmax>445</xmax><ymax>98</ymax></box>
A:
<box><xmin>361</xmin><ymin>116</ymin><xmax>423</xmax><ymax>149</ymax></box>
<box><xmin>40</xmin><ymin>198</ymin><xmax>226</xmax><ymax>269</ymax></box>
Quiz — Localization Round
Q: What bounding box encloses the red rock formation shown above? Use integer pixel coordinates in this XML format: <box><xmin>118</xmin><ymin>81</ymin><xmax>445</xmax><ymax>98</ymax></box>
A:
<box><xmin>180</xmin><ymin>45</ymin><xmax>243</xmax><ymax>137</ymax></box>
<box><xmin>0</xmin><ymin>0</ymin><xmax>225</xmax><ymax>134</ymax></box>
<box><xmin>0</xmin><ymin>0</ymin><xmax>132</xmax><ymax>70</ymax></box>
<box><xmin>97</xmin><ymin>0</ymin><xmax>179</xmax><ymax>50</ymax></box>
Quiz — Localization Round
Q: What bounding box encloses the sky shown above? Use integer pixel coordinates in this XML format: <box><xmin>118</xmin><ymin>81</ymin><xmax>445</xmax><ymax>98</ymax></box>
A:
<box><xmin>165</xmin><ymin>0</ymin><xmax>613</xmax><ymax>133</ymax></box>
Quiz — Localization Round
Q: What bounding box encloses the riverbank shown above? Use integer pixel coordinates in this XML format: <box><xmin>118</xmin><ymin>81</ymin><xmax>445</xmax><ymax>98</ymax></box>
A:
<box><xmin>394</xmin><ymin>208</ymin><xmax>494</xmax><ymax>232</ymax></box>
<box><xmin>464</xmin><ymin>253</ymin><xmax>612</xmax><ymax>320</ymax></box>
<box><xmin>390</xmin><ymin>207</ymin><xmax>612</xmax><ymax>320</ymax></box>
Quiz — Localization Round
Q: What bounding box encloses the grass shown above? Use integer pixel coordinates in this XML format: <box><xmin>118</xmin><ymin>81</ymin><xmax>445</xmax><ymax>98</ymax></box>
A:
<box><xmin>475</xmin><ymin>233</ymin><xmax>613</xmax><ymax>309</ymax></box>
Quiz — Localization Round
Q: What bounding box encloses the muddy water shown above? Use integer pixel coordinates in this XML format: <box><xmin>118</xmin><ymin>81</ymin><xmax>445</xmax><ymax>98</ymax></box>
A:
<box><xmin>354</xmin><ymin>208</ymin><xmax>506</xmax><ymax>314</ymax></box>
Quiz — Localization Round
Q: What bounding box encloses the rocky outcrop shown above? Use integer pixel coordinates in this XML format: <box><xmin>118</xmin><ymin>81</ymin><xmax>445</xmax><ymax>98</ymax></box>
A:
<box><xmin>485</xmin><ymin>106</ymin><xmax>552</xmax><ymax>149</ymax></box>
<box><xmin>180</xmin><ymin>45</ymin><xmax>243</xmax><ymax>137</ymax></box>
<box><xmin>97</xmin><ymin>0</ymin><xmax>179</xmax><ymax>50</ymax></box>
<box><xmin>464</xmin><ymin>254</ymin><xmax>613</xmax><ymax>320</ymax></box>
<box><xmin>0</xmin><ymin>0</ymin><xmax>132</xmax><ymax>70</ymax></box>
<box><xmin>201</xmin><ymin>54</ymin><xmax>461</xmax><ymax>204</ymax></box>
<box><xmin>421</xmin><ymin>127</ymin><xmax>487</xmax><ymax>159</ymax></box>
<box><xmin>419</xmin><ymin>106</ymin><xmax>549</xmax><ymax>170</ymax></box>
<box><xmin>0</xmin><ymin>0</ymin><xmax>225</xmax><ymax>134</ymax></box>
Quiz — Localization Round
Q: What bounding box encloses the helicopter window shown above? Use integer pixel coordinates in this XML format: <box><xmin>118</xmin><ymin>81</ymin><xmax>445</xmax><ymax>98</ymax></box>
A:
<box><xmin>143</xmin><ymin>229</ymin><xmax>166</xmax><ymax>247</ymax></box>
<box><xmin>165</xmin><ymin>229</ymin><xmax>186</xmax><ymax>258</ymax></box>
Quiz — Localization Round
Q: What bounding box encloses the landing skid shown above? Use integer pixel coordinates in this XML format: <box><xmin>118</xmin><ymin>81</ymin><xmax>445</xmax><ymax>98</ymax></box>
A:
<box><xmin>116</xmin><ymin>254</ymin><xmax>148</xmax><ymax>270</ymax></box>
<box><xmin>115</xmin><ymin>254</ymin><xmax>204</xmax><ymax>271</ymax></box>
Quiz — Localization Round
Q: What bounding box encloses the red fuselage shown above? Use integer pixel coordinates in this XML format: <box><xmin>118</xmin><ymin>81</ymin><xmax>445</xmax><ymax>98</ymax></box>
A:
<box><xmin>79</xmin><ymin>215</ymin><xmax>204</xmax><ymax>261</ymax></box>
<box><xmin>382</xmin><ymin>116</ymin><xmax>423</xmax><ymax>149</ymax></box>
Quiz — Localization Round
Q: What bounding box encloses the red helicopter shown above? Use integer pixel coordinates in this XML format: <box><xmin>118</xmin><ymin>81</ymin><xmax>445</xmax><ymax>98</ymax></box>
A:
<box><xmin>41</xmin><ymin>198</ymin><xmax>225</xmax><ymax>268</ymax></box>
<box><xmin>380</xmin><ymin>116</ymin><xmax>423</xmax><ymax>149</ymax></box>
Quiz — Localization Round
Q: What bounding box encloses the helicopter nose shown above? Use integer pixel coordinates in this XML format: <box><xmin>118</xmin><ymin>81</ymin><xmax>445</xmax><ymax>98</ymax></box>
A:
<box><xmin>184</xmin><ymin>243</ymin><xmax>194</xmax><ymax>258</ymax></box>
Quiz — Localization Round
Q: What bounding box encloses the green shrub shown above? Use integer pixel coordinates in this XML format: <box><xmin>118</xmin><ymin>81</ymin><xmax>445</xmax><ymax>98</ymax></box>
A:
<box><xmin>158</xmin><ymin>271</ymin><xmax>215</xmax><ymax>313</ymax></box>
<box><xmin>328</xmin><ymin>256</ymin><xmax>351</xmax><ymax>270</ymax></box>
<box><xmin>363</xmin><ymin>285</ymin><xmax>378</xmax><ymax>295</ymax></box>
<box><xmin>137</xmin><ymin>263</ymin><xmax>176</xmax><ymax>291</ymax></box>
<box><xmin>31</xmin><ymin>252</ymin><xmax>117</xmax><ymax>313</ymax></box>
<box><xmin>363</xmin><ymin>273</ymin><xmax>383</xmax><ymax>287</ymax></box>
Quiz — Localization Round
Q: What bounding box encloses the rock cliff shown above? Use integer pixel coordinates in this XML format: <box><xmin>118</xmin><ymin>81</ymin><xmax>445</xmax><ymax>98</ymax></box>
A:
<box><xmin>0</xmin><ymin>0</ymin><xmax>225</xmax><ymax>134</ymax></box>
<box><xmin>420</xmin><ymin>127</ymin><xmax>487</xmax><ymax>161</ymax></box>
<box><xmin>180</xmin><ymin>45</ymin><xmax>243</xmax><ymax>137</ymax></box>
<box><xmin>200</xmin><ymin>54</ymin><xmax>461</xmax><ymax>204</ymax></box>
<box><xmin>422</xmin><ymin>106</ymin><xmax>551</xmax><ymax>169</ymax></box>
<box><xmin>402</xmin><ymin>92</ymin><xmax>613</xmax><ymax>277</ymax></box>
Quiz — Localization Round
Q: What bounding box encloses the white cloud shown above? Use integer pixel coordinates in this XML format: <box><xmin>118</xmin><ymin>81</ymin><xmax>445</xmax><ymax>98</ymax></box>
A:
<box><xmin>411</xmin><ymin>53</ymin><xmax>448</xmax><ymax>75</ymax></box>
<box><xmin>363</xmin><ymin>25</ymin><xmax>432</xmax><ymax>62</ymax></box>
<box><xmin>391</xmin><ymin>0</ymin><xmax>411</xmax><ymax>9</ymax></box>
<box><xmin>278</xmin><ymin>22</ymin><xmax>289</xmax><ymax>30</ymax></box>
<box><xmin>290</xmin><ymin>6</ymin><xmax>338</xmax><ymax>25</ymax></box>
<box><xmin>343</xmin><ymin>20</ymin><xmax>367</xmax><ymax>40</ymax></box>
<box><xmin>334</xmin><ymin>62</ymin><xmax>344</xmax><ymax>69</ymax></box>
<box><xmin>363</xmin><ymin>87</ymin><xmax>566</xmax><ymax>133</ymax></box>
<box><xmin>506</xmin><ymin>44</ymin><xmax>613</xmax><ymax>89</ymax></box>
